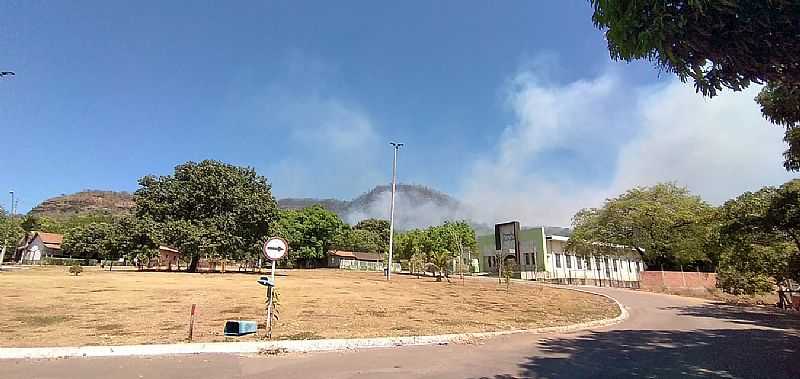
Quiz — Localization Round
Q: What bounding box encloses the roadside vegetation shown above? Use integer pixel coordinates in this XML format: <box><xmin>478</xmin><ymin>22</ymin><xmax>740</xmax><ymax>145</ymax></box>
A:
<box><xmin>567</xmin><ymin>181</ymin><xmax>800</xmax><ymax>300</ymax></box>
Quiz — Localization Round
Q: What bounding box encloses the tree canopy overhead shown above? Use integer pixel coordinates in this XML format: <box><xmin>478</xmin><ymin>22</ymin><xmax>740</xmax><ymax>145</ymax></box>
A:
<box><xmin>134</xmin><ymin>160</ymin><xmax>278</xmax><ymax>271</ymax></box>
<box><xmin>590</xmin><ymin>0</ymin><xmax>800</xmax><ymax>171</ymax></box>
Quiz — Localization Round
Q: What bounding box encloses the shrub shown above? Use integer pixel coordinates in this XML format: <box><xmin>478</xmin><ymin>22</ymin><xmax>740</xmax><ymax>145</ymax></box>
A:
<box><xmin>68</xmin><ymin>264</ymin><xmax>83</xmax><ymax>276</ymax></box>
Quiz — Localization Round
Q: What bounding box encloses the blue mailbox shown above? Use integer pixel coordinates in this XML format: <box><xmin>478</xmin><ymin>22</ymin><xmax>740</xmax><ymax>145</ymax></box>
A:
<box><xmin>224</xmin><ymin>320</ymin><xmax>258</xmax><ymax>336</ymax></box>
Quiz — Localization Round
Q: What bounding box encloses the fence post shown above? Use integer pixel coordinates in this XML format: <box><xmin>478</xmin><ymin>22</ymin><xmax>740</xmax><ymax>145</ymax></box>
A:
<box><xmin>680</xmin><ymin>265</ymin><xmax>687</xmax><ymax>288</ymax></box>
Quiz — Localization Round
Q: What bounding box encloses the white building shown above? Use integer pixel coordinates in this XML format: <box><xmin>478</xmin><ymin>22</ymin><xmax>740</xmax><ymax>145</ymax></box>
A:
<box><xmin>478</xmin><ymin>222</ymin><xmax>644</xmax><ymax>286</ymax></box>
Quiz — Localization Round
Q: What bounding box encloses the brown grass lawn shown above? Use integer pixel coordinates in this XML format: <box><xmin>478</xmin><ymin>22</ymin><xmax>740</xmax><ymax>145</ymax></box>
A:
<box><xmin>0</xmin><ymin>266</ymin><xmax>618</xmax><ymax>347</ymax></box>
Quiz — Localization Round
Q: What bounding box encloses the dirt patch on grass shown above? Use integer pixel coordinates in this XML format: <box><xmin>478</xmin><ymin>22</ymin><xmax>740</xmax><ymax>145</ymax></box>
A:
<box><xmin>0</xmin><ymin>267</ymin><xmax>618</xmax><ymax>347</ymax></box>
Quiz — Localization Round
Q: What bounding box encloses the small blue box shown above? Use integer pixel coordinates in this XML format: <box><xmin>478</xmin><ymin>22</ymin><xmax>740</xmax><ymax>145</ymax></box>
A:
<box><xmin>224</xmin><ymin>320</ymin><xmax>258</xmax><ymax>336</ymax></box>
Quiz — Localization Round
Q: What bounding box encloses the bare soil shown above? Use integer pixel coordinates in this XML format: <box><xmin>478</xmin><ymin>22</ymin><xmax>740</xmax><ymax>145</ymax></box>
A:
<box><xmin>0</xmin><ymin>267</ymin><xmax>618</xmax><ymax>347</ymax></box>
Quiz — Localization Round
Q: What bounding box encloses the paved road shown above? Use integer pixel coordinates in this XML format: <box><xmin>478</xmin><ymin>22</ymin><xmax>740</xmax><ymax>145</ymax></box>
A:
<box><xmin>3</xmin><ymin>287</ymin><xmax>799</xmax><ymax>379</ymax></box>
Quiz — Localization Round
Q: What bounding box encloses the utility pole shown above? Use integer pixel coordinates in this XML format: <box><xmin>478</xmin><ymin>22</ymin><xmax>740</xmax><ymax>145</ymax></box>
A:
<box><xmin>386</xmin><ymin>142</ymin><xmax>403</xmax><ymax>280</ymax></box>
<box><xmin>9</xmin><ymin>191</ymin><xmax>14</xmax><ymax>219</ymax></box>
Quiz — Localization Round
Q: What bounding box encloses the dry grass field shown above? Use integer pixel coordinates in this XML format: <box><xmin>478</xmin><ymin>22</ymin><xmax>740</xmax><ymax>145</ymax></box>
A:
<box><xmin>0</xmin><ymin>266</ymin><xmax>618</xmax><ymax>347</ymax></box>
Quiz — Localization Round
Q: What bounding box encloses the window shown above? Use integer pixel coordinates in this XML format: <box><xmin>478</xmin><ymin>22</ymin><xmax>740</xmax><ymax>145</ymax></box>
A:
<box><xmin>613</xmin><ymin>259</ymin><xmax>618</xmax><ymax>271</ymax></box>
<box><xmin>555</xmin><ymin>254</ymin><xmax>562</xmax><ymax>268</ymax></box>
<box><xmin>577</xmin><ymin>257</ymin><xmax>583</xmax><ymax>270</ymax></box>
<box><xmin>636</xmin><ymin>261</ymin><xmax>641</xmax><ymax>271</ymax></box>
<box><xmin>629</xmin><ymin>260</ymin><xmax>633</xmax><ymax>271</ymax></box>
<box><xmin>524</xmin><ymin>253</ymin><xmax>530</xmax><ymax>265</ymax></box>
<box><xmin>588</xmin><ymin>257</ymin><xmax>593</xmax><ymax>270</ymax></box>
<box><xmin>566</xmin><ymin>255</ymin><xmax>572</xmax><ymax>269</ymax></box>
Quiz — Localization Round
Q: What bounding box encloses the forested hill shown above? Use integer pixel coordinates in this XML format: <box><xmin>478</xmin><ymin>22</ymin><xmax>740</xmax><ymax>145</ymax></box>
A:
<box><xmin>28</xmin><ymin>190</ymin><xmax>135</xmax><ymax>219</ymax></box>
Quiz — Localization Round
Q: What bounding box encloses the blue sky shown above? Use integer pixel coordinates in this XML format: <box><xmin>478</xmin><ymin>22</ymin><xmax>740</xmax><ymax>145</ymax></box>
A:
<box><xmin>0</xmin><ymin>1</ymin><xmax>793</xmax><ymax>225</ymax></box>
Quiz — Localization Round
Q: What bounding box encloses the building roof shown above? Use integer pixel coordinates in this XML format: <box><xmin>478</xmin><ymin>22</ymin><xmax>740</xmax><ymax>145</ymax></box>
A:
<box><xmin>159</xmin><ymin>246</ymin><xmax>180</xmax><ymax>253</ymax></box>
<box><xmin>329</xmin><ymin>250</ymin><xmax>383</xmax><ymax>262</ymax></box>
<box><xmin>30</xmin><ymin>231</ymin><xmax>63</xmax><ymax>250</ymax></box>
<box><xmin>34</xmin><ymin>231</ymin><xmax>63</xmax><ymax>245</ymax></box>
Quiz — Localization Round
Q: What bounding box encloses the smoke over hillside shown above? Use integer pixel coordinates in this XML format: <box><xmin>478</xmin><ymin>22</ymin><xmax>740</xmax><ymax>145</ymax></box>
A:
<box><xmin>278</xmin><ymin>184</ymin><xmax>472</xmax><ymax>230</ymax></box>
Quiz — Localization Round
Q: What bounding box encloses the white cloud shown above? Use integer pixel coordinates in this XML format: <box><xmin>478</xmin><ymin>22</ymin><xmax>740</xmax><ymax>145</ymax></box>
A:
<box><xmin>610</xmin><ymin>82</ymin><xmax>792</xmax><ymax>202</ymax></box>
<box><xmin>266</xmin><ymin>96</ymin><xmax>384</xmax><ymax>199</ymax></box>
<box><xmin>461</xmin><ymin>69</ymin><xmax>794</xmax><ymax>228</ymax></box>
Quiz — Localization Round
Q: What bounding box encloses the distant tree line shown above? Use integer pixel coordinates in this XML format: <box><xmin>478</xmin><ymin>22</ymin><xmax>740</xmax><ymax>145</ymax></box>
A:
<box><xmin>567</xmin><ymin>180</ymin><xmax>800</xmax><ymax>296</ymax></box>
<box><xmin>392</xmin><ymin>221</ymin><xmax>477</xmax><ymax>281</ymax></box>
<box><xmin>5</xmin><ymin>160</ymin><xmax>467</xmax><ymax>273</ymax></box>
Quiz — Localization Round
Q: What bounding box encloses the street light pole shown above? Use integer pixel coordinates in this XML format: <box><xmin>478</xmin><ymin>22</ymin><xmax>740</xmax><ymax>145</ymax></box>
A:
<box><xmin>386</xmin><ymin>142</ymin><xmax>403</xmax><ymax>280</ymax></box>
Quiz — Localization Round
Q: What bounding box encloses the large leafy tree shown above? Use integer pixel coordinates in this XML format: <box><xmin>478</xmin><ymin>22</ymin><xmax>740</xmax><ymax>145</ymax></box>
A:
<box><xmin>271</xmin><ymin>205</ymin><xmax>346</xmax><ymax>265</ymax></box>
<box><xmin>62</xmin><ymin>222</ymin><xmax>112</xmax><ymax>259</ymax></box>
<box><xmin>716</xmin><ymin>187</ymin><xmax>793</xmax><ymax>295</ymax></box>
<box><xmin>716</xmin><ymin>179</ymin><xmax>800</xmax><ymax>295</ymax></box>
<box><xmin>331</xmin><ymin>227</ymin><xmax>382</xmax><ymax>254</ymax></box>
<box><xmin>567</xmin><ymin>183</ymin><xmax>715</xmax><ymax>270</ymax></box>
<box><xmin>353</xmin><ymin>218</ymin><xmax>390</xmax><ymax>253</ymax></box>
<box><xmin>135</xmin><ymin>160</ymin><xmax>278</xmax><ymax>271</ymax></box>
<box><xmin>590</xmin><ymin>0</ymin><xmax>800</xmax><ymax>171</ymax></box>
<box><xmin>0</xmin><ymin>208</ymin><xmax>24</xmax><ymax>260</ymax></box>
<box><xmin>105</xmin><ymin>216</ymin><xmax>158</xmax><ymax>268</ymax></box>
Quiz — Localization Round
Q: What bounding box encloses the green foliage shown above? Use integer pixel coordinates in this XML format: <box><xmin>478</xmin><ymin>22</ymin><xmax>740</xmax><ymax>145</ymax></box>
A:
<box><xmin>703</xmin><ymin>179</ymin><xmax>800</xmax><ymax>295</ymax></box>
<box><xmin>331</xmin><ymin>227</ymin><xmax>382</xmax><ymax>254</ymax></box>
<box><xmin>429</xmin><ymin>249</ymin><xmax>452</xmax><ymax>282</ymax></box>
<box><xmin>62</xmin><ymin>222</ymin><xmax>111</xmax><ymax>259</ymax></box>
<box><xmin>591</xmin><ymin>0</ymin><xmax>800</xmax><ymax>171</ymax></box>
<box><xmin>68</xmin><ymin>264</ymin><xmax>83</xmax><ymax>276</ymax></box>
<box><xmin>272</xmin><ymin>205</ymin><xmax>346</xmax><ymax>263</ymax></box>
<box><xmin>106</xmin><ymin>216</ymin><xmax>158</xmax><ymax>266</ymax></box>
<box><xmin>0</xmin><ymin>209</ymin><xmax>24</xmax><ymax>251</ymax></box>
<box><xmin>135</xmin><ymin>160</ymin><xmax>278</xmax><ymax>271</ymax></box>
<box><xmin>353</xmin><ymin>218</ymin><xmax>390</xmax><ymax>253</ymax></box>
<box><xmin>394</xmin><ymin>220</ymin><xmax>477</xmax><ymax>281</ymax></box>
<box><xmin>757</xmin><ymin>83</ymin><xmax>800</xmax><ymax>171</ymax></box>
<box><xmin>502</xmin><ymin>260</ymin><xmax>518</xmax><ymax>291</ymax></box>
<box><xmin>20</xmin><ymin>213</ymin><xmax>115</xmax><ymax>235</ymax></box>
<box><xmin>567</xmin><ymin>183</ymin><xmax>715</xmax><ymax>269</ymax></box>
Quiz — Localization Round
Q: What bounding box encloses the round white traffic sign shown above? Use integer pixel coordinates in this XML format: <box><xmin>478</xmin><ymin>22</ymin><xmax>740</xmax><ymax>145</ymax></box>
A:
<box><xmin>263</xmin><ymin>237</ymin><xmax>288</xmax><ymax>260</ymax></box>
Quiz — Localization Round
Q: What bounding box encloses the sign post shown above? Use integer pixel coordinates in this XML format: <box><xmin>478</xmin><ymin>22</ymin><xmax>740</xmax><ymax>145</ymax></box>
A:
<box><xmin>261</xmin><ymin>237</ymin><xmax>287</xmax><ymax>339</ymax></box>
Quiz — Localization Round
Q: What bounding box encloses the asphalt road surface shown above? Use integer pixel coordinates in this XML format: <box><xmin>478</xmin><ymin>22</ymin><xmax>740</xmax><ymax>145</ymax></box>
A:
<box><xmin>3</xmin><ymin>286</ymin><xmax>799</xmax><ymax>379</ymax></box>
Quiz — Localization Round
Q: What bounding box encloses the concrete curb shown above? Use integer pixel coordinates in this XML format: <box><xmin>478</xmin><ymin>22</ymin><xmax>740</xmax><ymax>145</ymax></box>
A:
<box><xmin>0</xmin><ymin>286</ymin><xmax>628</xmax><ymax>360</ymax></box>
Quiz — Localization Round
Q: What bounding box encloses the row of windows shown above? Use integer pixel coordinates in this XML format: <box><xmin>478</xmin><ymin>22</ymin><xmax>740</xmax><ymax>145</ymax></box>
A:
<box><xmin>554</xmin><ymin>254</ymin><xmax>640</xmax><ymax>272</ymax></box>
<box><xmin>487</xmin><ymin>254</ymin><xmax>537</xmax><ymax>268</ymax></box>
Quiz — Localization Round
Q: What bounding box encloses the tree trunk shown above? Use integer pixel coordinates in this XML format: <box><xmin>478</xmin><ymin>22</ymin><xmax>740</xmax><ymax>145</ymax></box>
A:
<box><xmin>187</xmin><ymin>255</ymin><xmax>200</xmax><ymax>273</ymax></box>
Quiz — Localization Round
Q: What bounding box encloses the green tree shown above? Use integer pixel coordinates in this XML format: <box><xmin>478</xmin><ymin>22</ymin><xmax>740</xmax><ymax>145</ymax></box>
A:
<box><xmin>134</xmin><ymin>160</ymin><xmax>278</xmax><ymax>271</ymax></box>
<box><xmin>590</xmin><ymin>0</ymin><xmax>800</xmax><ymax>171</ymax></box>
<box><xmin>106</xmin><ymin>216</ymin><xmax>158</xmax><ymax>269</ymax></box>
<box><xmin>271</xmin><ymin>205</ymin><xmax>346</xmax><ymax>266</ymax></box>
<box><xmin>331</xmin><ymin>227</ymin><xmax>382</xmax><ymax>253</ymax></box>
<box><xmin>567</xmin><ymin>183</ymin><xmax>715</xmax><ymax>270</ymax></box>
<box><xmin>353</xmin><ymin>218</ymin><xmax>390</xmax><ymax>253</ymax></box>
<box><xmin>0</xmin><ymin>208</ymin><xmax>24</xmax><ymax>261</ymax></box>
<box><xmin>62</xmin><ymin>222</ymin><xmax>111</xmax><ymax>259</ymax></box>
<box><xmin>429</xmin><ymin>249</ymin><xmax>452</xmax><ymax>282</ymax></box>
<box><xmin>716</xmin><ymin>180</ymin><xmax>800</xmax><ymax>295</ymax></box>
<box><xmin>393</xmin><ymin>229</ymin><xmax>429</xmax><ymax>261</ymax></box>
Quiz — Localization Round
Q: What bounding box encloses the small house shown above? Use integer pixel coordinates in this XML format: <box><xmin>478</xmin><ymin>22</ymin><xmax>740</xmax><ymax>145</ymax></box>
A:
<box><xmin>16</xmin><ymin>231</ymin><xmax>64</xmax><ymax>262</ymax></box>
<box><xmin>328</xmin><ymin>250</ymin><xmax>384</xmax><ymax>271</ymax></box>
<box><xmin>158</xmin><ymin>246</ymin><xmax>181</xmax><ymax>269</ymax></box>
